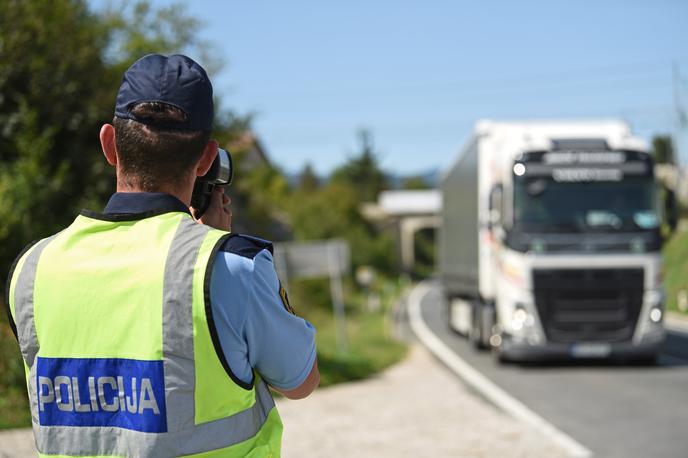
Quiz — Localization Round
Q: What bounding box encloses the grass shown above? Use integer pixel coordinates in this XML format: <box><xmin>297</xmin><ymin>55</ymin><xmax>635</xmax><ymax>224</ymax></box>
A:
<box><xmin>305</xmin><ymin>305</ymin><xmax>407</xmax><ymax>388</ymax></box>
<box><xmin>663</xmin><ymin>228</ymin><xmax>688</xmax><ymax>314</ymax></box>
<box><xmin>0</xmin><ymin>386</ymin><xmax>31</xmax><ymax>430</ymax></box>
<box><xmin>0</xmin><ymin>322</ymin><xmax>31</xmax><ymax>430</ymax></box>
<box><xmin>289</xmin><ymin>276</ymin><xmax>408</xmax><ymax>388</ymax></box>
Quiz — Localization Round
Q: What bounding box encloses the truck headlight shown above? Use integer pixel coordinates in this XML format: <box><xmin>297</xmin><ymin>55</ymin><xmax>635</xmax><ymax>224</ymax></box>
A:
<box><xmin>644</xmin><ymin>290</ymin><xmax>664</xmax><ymax>325</ymax></box>
<box><xmin>511</xmin><ymin>307</ymin><xmax>528</xmax><ymax>331</ymax></box>
<box><xmin>508</xmin><ymin>304</ymin><xmax>542</xmax><ymax>344</ymax></box>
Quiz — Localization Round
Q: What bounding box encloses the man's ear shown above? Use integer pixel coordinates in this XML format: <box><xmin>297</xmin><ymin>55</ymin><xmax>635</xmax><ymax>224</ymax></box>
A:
<box><xmin>197</xmin><ymin>140</ymin><xmax>218</xmax><ymax>177</ymax></box>
<box><xmin>100</xmin><ymin>124</ymin><xmax>118</xmax><ymax>167</ymax></box>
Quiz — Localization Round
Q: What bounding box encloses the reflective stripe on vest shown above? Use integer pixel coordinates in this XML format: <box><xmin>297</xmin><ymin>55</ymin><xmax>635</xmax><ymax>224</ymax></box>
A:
<box><xmin>11</xmin><ymin>212</ymin><xmax>282</xmax><ymax>457</ymax></box>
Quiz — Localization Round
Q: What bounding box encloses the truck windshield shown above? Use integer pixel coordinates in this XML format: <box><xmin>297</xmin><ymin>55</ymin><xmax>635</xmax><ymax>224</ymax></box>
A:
<box><xmin>513</xmin><ymin>177</ymin><xmax>659</xmax><ymax>233</ymax></box>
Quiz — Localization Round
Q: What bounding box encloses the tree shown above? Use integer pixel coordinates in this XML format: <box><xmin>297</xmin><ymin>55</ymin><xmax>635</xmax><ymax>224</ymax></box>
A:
<box><xmin>331</xmin><ymin>129</ymin><xmax>388</xmax><ymax>202</ymax></box>
<box><xmin>652</xmin><ymin>135</ymin><xmax>676</xmax><ymax>164</ymax></box>
<box><xmin>0</xmin><ymin>0</ymin><xmax>249</xmax><ymax>278</ymax></box>
<box><xmin>298</xmin><ymin>162</ymin><xmax>320</xmax><ymax>192</ymax></box>
<box><xmin>100</xmin><ymin>1</ymin><xmax>218</xmax><ymax>75</ymax></box>
<box><xmin>288</xmin><ymin>181</ymin><xmax>397</xmax><ymax>274</ymax></box>
<box><xmin>0</xmin><ymin>0</ymin><xmax>115</xmax><ymax>277</ymax></box>
<box><xmin>402</xmin><ymin>175</ymin><xmax>430</xmax><ymax>190</ymax></box>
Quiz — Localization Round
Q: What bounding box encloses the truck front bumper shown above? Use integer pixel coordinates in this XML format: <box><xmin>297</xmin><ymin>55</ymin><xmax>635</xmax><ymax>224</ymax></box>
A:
<box><xmin>498</xmin><ymin>332</ymin><xmax>665</xmax><ymax>363</ymax></box>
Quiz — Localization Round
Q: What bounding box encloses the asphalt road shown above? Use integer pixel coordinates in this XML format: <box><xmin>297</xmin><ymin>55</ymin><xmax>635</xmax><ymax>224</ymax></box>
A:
<box><xmin>414</xmin><ymin>281</ymin><xmax>688</xmax><ymax>458</ymax></box>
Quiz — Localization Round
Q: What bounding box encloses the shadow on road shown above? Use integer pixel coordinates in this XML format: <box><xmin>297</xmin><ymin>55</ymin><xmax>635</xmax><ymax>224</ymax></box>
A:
<box><xmin>659</xmin><ymin>330</ymin><xmax>688</xmax><ymax>366</ymax></box>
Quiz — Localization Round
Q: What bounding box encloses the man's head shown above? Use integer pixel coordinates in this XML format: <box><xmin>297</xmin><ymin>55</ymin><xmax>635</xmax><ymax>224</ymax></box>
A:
<box><xmin>100</xmin><ymin>54</ymin><xmax>217</xmax><ymax>196</ymax></box>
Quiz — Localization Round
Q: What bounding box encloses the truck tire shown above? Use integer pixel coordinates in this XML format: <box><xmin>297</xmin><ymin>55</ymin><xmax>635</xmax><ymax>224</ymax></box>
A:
<box><xmin>480</xmin><ymin>302</ymin><xmax>496</xmax><ymax>349</ymax></box>
<box><xmin>470</xmin><ymin>302</ymin><xmax>488</xmax><ymax>350</ymax></box>
<box><xmin>495</xmin><ymin>348</ymin><xmax>511</xmax><ymax>364</ymax></box>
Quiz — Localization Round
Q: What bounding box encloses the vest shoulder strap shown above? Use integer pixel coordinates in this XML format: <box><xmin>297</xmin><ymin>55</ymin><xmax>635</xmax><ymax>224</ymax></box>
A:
<box><xmin>10</xmin><ymin>235</ymin><xmax>60</xmax><ymax>366</ymax></box>
<box><xmin>5</xmin><ymin>240</ymin><xmax>39</xmax><ymax>340</ymax></box>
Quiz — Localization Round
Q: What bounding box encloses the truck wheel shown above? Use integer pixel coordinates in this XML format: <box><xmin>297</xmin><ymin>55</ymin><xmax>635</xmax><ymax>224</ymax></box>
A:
<box><xmin>480</xmin><ymin>302</ymin><xmax>496</xmax><ymax>349</ymax></box>
<box><xmin>494</xmin><ymin>339</ymin><xmax>516</xmax><ymax>364</ymax></box>
<box><xmin>496</xmin><ymin>348</ymin><xmax>511</xmax><ymax>364</ymax></box>
<box><xmin>470</xmin><ymin>302</ymin><xmax>487</xmax><ymax>350</ymax></box>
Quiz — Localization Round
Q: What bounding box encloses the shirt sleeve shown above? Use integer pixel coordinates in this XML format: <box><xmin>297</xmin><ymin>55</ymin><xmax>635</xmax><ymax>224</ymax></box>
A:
<box><xmin>209</xmin><ymin>248</ymin><xmax>317</xmax><ymax>391</ymax></box>
<box><xmin>244</xmin><ymin>249</ymin><xmax>317</xmax><ymax>390</ymax></box>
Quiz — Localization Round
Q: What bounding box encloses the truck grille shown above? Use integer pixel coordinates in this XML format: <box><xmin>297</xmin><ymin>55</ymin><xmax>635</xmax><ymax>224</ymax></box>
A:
<box><xmin>532</xmin><ymin>268</ymin><xmax>644</xmax><ymax>343</ymax></box>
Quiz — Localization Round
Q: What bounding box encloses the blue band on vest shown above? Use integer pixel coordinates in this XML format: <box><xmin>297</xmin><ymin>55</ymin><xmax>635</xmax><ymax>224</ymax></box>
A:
<box><xmin>36</xmin><ymin>357</ymin><xmax>167</xmax><ymax>433</ymax></box>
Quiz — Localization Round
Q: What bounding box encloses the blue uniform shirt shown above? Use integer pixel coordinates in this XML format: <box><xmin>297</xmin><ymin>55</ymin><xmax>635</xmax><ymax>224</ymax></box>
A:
<box><xmin>103</xmin><ymin>192</ymin><xmax>317</xmax><ymax>390</ymax></box>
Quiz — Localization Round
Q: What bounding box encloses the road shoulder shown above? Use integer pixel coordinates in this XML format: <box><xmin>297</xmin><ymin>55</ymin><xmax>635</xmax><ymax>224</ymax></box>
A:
<box><xmin>277</xmin><ymin>344</ymin><xmax>568</xmax><ymax>458</ymax></box>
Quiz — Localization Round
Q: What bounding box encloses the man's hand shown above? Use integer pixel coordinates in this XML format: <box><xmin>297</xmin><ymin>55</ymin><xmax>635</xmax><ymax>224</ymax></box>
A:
<box><xmin>192</xmin><ymin>186</ymin><xmax>232</xmax><ymax>231</ymax></box>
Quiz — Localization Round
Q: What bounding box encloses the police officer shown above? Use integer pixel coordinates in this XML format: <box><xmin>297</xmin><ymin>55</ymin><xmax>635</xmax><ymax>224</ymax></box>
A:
<box><xmin>6</xmin><ymin>54</ymin><xmax>318</xmax><ymax>457</ymax></box>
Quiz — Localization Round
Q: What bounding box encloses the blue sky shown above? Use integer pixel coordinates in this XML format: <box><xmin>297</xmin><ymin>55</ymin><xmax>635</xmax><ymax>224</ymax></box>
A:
<box><xmin>97</xmin><ymin>0</ymin><xmax>688</xmax><ymax>175</ymax></box>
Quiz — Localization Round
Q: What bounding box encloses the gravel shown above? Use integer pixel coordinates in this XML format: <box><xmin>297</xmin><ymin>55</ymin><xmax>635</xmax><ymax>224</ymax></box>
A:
<box><xmin>277</xmin><ymin>345</ymin><xmax>568</xmax><ymax>458</ymax></box>
<box><xmin>0</xmin><ymin>427</ymin><xmax>35</xmax><ymax>458</ymax></box>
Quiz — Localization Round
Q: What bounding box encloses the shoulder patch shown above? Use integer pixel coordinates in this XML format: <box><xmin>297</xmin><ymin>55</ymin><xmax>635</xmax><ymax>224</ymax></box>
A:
<box><xmin>279</xmin><ymin>282</ymin><xmax>296</xmax><ymax>315</ymax></box>
<box><xmin>220</xmin><ymin>234</ymin><xmax>274</xmax><ymax>259</ymax></box>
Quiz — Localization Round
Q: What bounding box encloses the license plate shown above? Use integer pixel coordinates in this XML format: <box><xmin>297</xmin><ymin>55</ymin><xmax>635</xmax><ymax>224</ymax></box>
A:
<box><xmin>570</xmin><ymin>343</ymin><xmax>611</xmax><ymax>358</ymax></box>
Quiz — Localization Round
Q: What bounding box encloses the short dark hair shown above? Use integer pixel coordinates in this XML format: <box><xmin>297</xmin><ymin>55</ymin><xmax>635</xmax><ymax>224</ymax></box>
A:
<box><xmin>113</xmin><ymin>102</ymin><xmax>211</xmax><ymax>191</ymax></box>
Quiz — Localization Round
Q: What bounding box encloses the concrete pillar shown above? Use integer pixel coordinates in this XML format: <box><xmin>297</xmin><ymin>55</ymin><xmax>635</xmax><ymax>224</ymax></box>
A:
<box><xmin>399</xmin><ymin>216</ymin><xmax>441</xmax><ymax>273</ymax></box>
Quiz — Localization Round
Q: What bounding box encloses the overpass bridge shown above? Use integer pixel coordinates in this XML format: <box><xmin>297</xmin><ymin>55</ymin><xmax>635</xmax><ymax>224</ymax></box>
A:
<box><xmin>362</xmin><ymin>189</ymin><xmax>441</xmax><ymax>273</ymax></box>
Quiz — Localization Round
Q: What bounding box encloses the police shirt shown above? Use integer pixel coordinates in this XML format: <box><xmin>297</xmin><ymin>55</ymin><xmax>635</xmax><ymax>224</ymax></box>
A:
<box><xmin>103</xmin><ymin>192</ymin><xmax>317</xmax><ymax>391</ymax></box>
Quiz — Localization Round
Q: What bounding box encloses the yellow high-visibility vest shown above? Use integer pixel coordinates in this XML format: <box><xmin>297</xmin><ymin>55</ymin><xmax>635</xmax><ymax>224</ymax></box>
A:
<box><xmin>8</xmin><ymin>210</ymin><xmax>283</xmax><ymax>457</ymax></box>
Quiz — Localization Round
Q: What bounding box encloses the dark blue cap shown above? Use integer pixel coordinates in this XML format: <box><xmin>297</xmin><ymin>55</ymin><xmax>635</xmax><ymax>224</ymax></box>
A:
<box><xmin>115</xmin><ymin>54</ymin><xmax>214</xmax><ymax>131</ymax></box>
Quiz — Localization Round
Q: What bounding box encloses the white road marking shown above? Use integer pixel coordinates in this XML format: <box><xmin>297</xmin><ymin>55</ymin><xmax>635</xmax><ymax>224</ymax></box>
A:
<box><xmin>407</xmin><ymin>281</ymin><xmax>593</xmax><ymax>458</ymax></box>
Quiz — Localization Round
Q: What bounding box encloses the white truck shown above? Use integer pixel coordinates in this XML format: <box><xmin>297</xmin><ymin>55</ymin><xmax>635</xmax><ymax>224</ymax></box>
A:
<box><xmin>440</xmin><ymin>119</ymin><xmax>665</xmax><ymax>362</ymax></box>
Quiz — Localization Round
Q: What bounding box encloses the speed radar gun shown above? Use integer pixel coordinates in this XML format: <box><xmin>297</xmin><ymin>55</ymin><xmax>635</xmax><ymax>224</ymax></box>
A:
<box><xmin>191</xmin><ymin>148</ymin><xmax>233</xmax><ymax>218</ymax></box>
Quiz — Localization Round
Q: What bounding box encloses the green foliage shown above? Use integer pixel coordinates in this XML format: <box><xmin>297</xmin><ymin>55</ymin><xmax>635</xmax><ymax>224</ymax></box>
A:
<box><xmin>297</xmin><ymin>162</ymin><xmax>320</xmax><ymax>193</ymax></box>
<box><xmin>0</xmin><ymin>0</ymin><xmax>241</xmax><ymax>279</ymax></box>
<box><xmin>100</xmin><ymin>1</ymin><xmax>219</xmax><ymax>75</ymax></box>
<box><xmin>289</xmin><ymin>182</ymin><xmax>398</xmax><ymax>274</ymax></box>
<box><xmin>288</xmin><ymin>129</ymin><xmax>397</xmax><ymax>274</ymax></box>
<box><xmin>0</xmin><ymin>0</ymin><xmax>115</xmax><ymax>275</ymax></box>
<box><xmin>652</xmin><ymin>135</ymin><xmax>675</xmax><ymax>165</ymax></box>
<box><xmin>0</xmin><ymin>316</ymin><xmax>31</xmax><ymax>429</ymax></box>
<box><xmin>413</xmin><ymin>227</ymin><xmax>436</xmax><ymax>278</ymax></box>
<box><xmin>331</xmin><ymin>129</ymin><xmax>388</xmax><ymax>202</ymax></box>
<box><xmin>288</xmin><ymin>278</ymin><xmax>407</xmax><ymax>388</ymax></box>
<box><xmin>232</xmin><ymin>161</ymin><xmax>291</xmax><ymax>239</ymax></box>
<box><xmin>0</xmin><ymin>0</ymin><xmax>250</xmax><ymax>276</ymax></box>
<box><xmin>663</xmin><ymin>229</ymin><xmax>688</xmax><ymax>313</ymax></box>
<box><xmin>402</xmin><ymin>175</ymin><xmax>430</xmax><ymax>190</ymax></box>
